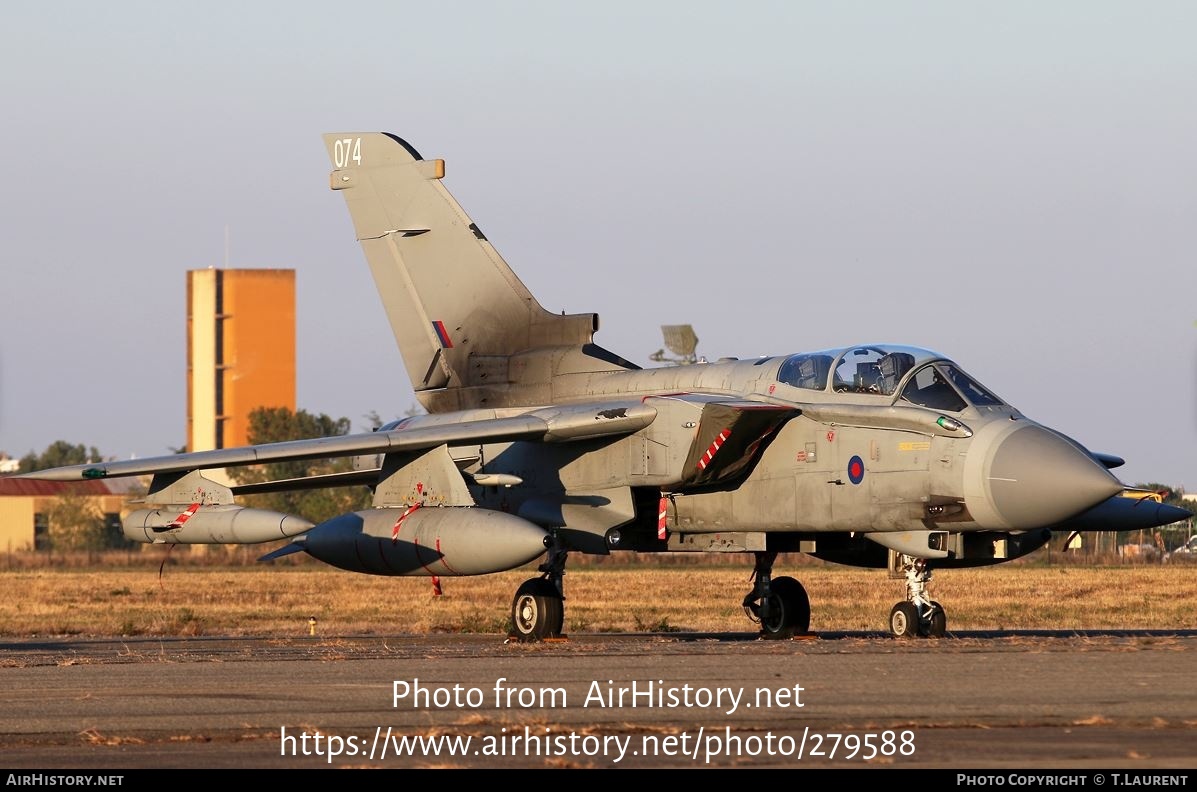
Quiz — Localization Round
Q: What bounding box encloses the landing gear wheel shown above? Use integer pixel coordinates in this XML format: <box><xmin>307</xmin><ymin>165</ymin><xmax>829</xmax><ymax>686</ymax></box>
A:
<box><xmin>760</xmin><ymin>576</ymin><xmax>811</xmax><ymax>638</ymax></box>
<box><xmin>889</xmin><ymin>602</ymin><xmax>919</xmax><ymax>638</ymax></box>
<box><xmin>510</xmin><ymin>578</ymin><xmax>564</xmax><ymax>642</ymax></box>
<box><xmin>920</xmin><ymin>601</ymin><xmax>947</xmax><ymax>638</ymax></box>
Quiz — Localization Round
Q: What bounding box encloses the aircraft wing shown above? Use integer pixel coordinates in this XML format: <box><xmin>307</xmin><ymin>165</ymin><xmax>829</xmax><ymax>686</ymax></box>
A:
<box><xmin>675</xmin><ymin>398</ymin><xmax>797</xmax><ymax>488</ymax></box>
<box><xmin>12</xmin><ymin>402</ymin><xmax>658</xmax><ymax>482</ymax></box>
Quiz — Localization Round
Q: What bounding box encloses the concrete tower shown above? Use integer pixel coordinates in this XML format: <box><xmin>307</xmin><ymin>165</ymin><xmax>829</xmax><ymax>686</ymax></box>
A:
<box><xmin>187</xmin><ymin>269</ymin><xmax>296</xmax><ymax>452</ymax></box>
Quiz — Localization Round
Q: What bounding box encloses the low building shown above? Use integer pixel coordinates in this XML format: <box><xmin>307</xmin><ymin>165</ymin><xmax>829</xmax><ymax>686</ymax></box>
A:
<box><xmin>0</xmin><ymin>478</ymin><xmax>132</xmax><ymax>552</ymax></box>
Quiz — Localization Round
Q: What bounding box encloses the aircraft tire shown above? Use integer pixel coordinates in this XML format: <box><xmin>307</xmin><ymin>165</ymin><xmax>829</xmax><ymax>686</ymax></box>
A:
<box><xmin>760</xmin><ymin>576</ymin><xmax>811</xmax><ymax>638</ymax></box>
<box><xmin>889</xmin><ymin>602</ymin><xmax>920</xmax><ymax>638</ymax></box>
<box><xmin>510</xmin><ymin>578</ymin><xmax>564</xmax><ymax>642</ymax></box>
<box><xmin>921</xmin><ymin>601</ymin><xmax>947</xmax><ymax>638</ymax></box>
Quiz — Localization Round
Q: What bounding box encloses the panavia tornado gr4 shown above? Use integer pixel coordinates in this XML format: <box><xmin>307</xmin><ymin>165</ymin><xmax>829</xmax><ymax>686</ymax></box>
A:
<box><xmin>17</xmin><ymin>133</ymin><xmax>1190</xmax><ymax>641</ymax></box>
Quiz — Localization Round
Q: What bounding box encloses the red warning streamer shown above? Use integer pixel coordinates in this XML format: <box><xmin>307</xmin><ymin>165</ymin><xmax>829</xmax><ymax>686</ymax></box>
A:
<box><xmin>696</xmin><ymin>429</ymin><xmax>731</xmax><ymax>471</ymax></box>
<box><xmin>435</xmin><ymin>536</ymin><xmax>460</xmax><ymax>575</ymax></box>
<box><xmin>168</xmin><ymin>503</ymin><xmax>201</xmax><ymax>528</ymax></box>
<box><xmin>391</xmin><ymin>502</ymin><xmax>422</xmax><ymax>543</ymax></box>
<box><xmin>657</xmin><ymin>496</ymin><xmax>668</xmax><ymax>541</ymax></box>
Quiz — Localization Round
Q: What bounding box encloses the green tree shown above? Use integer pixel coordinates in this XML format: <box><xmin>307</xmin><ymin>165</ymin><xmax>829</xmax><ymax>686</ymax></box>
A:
<box><xmin>363</xmin><ymin>406</ymin><xmax>420</xmax><ymax>430</ymax></box>
<box><xmin>19</xmin><ymin>441</ymin><xmax>103</xmax><ymax>473</ymax></box>
<box><xmin>45</xmin><ymin>491</ymin><xmax>107</xmax><ymax>552</ymax></box>
<box><xmin>227</xmin><ymin>407</ymin><xmax>373</xmax><ymax>524</ymax></box>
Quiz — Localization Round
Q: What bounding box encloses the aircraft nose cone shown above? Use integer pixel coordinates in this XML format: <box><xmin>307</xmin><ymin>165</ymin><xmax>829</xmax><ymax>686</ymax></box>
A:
<box><xmin>964</xmin><ymin>423</ymin><xmax>1123</xmax><ymax>529</ymax></box>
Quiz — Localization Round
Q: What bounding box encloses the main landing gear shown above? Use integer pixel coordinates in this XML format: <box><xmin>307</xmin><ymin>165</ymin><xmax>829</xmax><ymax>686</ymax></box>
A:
<box><xmin>889</xmin><ymin>554</ymin><xmax>946</xmax><ymax>638</ymax></box>
<box><xmin>743</xmin><ymin>551</ymin><xmax>811</xmax><ymax>638</ymax></box>
<box><xmin>509</xmin><ymin>537</ymin><xmax>567</xmax><ymax>642</ymax></box>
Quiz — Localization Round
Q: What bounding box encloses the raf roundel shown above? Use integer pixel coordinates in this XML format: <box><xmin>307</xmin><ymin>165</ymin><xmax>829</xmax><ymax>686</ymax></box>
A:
<box><xmin>847</xmin><ymin>455</ymin><xmax>865</xmax><ymax>485</ymax></box>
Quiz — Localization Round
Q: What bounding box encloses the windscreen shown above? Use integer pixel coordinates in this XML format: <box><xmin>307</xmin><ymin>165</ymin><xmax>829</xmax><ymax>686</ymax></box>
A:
<box><xmin>900</xmin><ymin>363</ymin><xmax>1005</xmax><ymax>411</ymax></box>
<box><xmin>939</xmin><ymin>364</ymin><xmax>1003</xmax><ymax>406</ymax></box>
<box><xmin>900</xmin><ymin>365</ymin><xmax>967</xmax><ymax>412</ymax></box>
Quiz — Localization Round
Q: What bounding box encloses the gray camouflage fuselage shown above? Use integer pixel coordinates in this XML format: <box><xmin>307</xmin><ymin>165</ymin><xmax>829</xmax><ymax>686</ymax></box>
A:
<box><xmin>361</xmin><ymin>345</ymin><xmax>1123</xmax><ymax>567</ymax></box>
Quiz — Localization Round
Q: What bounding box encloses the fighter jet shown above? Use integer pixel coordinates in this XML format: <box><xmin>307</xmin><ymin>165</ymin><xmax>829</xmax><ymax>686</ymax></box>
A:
<box><xmin>17</xmin><ymin>132</ymin><xmax>1190</xmax><ymax>640</ymax></box>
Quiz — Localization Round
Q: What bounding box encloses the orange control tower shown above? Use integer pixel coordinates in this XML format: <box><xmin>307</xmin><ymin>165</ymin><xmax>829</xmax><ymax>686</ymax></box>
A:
<box><xmin>187</xmin><ymin>269</ymin><xmax>296</xmax><ymax>452</ymax></box>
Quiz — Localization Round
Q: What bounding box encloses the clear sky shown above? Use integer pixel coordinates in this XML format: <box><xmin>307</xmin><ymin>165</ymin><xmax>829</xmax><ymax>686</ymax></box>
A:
<box><xmin>0</xmin><ymin>1</ymin><xmax>1193</xmax><ymax>491</ymax></box>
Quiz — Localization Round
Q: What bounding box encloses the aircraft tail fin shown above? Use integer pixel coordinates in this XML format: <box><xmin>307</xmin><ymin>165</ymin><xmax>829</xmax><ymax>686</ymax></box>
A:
<box><xmin>323</xmin><ymin>133</ymin><xmax>629</xmax><ymax>411</ymax></box>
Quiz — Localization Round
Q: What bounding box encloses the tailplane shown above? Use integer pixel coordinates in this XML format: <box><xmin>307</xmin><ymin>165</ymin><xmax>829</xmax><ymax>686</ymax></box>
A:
<box><xmin>323</xmin><ymin>133</ymin><xmax>635</xmax><ymax>411</ymax></box>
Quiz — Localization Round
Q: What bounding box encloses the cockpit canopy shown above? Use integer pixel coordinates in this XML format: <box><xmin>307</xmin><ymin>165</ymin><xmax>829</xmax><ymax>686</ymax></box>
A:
<box><xmin>776</xmin><ymin>345</ymin><xmax>1004</xmax><ymax>412</ymax></box>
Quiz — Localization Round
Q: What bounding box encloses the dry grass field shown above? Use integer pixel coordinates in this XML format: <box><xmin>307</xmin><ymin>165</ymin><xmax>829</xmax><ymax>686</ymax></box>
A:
<box><xmin>2</xmin><ymin>551</ymin><xmax>1194</xmax><ymax>637</ymax></box>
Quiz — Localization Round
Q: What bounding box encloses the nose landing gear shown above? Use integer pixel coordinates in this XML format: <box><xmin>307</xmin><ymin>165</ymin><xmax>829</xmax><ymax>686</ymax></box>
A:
<box><xmin>889</xmin><ymin>555</ymin><xmax>946</xmax><ymax>638</ymax></box>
